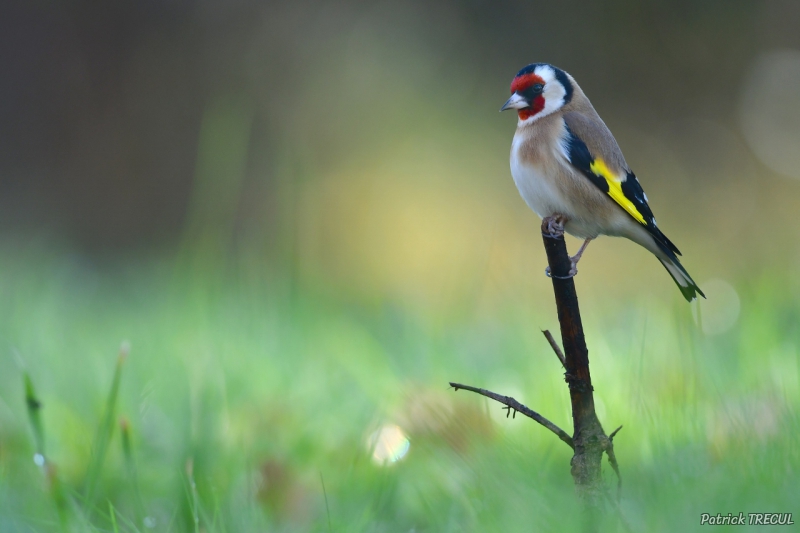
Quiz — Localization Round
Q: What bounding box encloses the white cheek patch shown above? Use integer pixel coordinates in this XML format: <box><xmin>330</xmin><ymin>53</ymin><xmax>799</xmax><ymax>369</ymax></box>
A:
<box><xmin>517</xmin><ymin>65</ymin><xmax>567</xmax><ymax>126</ymax></box>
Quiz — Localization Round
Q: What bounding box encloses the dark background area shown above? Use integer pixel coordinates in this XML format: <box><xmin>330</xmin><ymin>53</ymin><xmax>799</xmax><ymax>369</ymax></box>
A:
<box><xmin>3</xmin><ymin>0</ymin><xmax>798</xmax><ymax>250</ymax></box>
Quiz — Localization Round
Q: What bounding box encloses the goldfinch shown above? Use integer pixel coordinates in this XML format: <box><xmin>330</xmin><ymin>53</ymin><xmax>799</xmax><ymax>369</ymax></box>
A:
<box><xmin>501</xmin><ymin>63</ymin><xmax>704</xmax><ymax>302</ymax></box>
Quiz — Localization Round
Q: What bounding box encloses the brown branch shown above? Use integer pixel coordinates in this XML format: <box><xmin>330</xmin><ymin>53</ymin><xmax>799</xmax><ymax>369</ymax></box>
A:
<box><xmin>450</xmin><ymin>382</ymin><xmax>574</xmax><ymax>449</ymax></box>
<box><xmin>542</xmin><ymin>329</ymin><xmax>566</xmax><ymax>368</ymax></box>
<box><xmin>448</xmin><ymin>215</ymin><xmax>622</xmax><ymax>518</ymax></box>
<box><xmin>541</xmin><ymin>216</ymin><xmax>608</xmax><ymax>509</ymax></box>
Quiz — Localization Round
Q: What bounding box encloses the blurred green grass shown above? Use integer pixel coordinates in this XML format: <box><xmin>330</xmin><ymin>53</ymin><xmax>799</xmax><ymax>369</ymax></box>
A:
<box><xmin>0</xmin><ymin>246</ymin><xmax>797</xmax><ymax>532</ymax></box>
<box><xmin>3</xmin><ymin>2</ymin><xmax>800</xmax><ymax>531</ymax></box>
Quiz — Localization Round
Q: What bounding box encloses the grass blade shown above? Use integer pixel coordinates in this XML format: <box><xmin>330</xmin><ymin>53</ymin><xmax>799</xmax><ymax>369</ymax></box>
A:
<box><xmin>83</xmin><ymin>342</ymin><xmax>130</xmax><ymax>512</ymax></box>
<box><xmin>186</xmin><ymin>459</ymin><xmax>201</xmax><ymax>533</ymax></box>
<box><xmin>120</xmin><ymin>418</ymin><xmax>149</xmax><ymax>528</ymax></box>
<box><xmin>23</xmin><ymin>369</ymin><xmax>72</xmax><ymax>529</ymax></box>
<box><xmin>24</xmin><ymin>372</ymin><xmax>45</xmax><ymax>458</ymax></box>
<box><xmin>109</xmin><ymin>501</ymin><xmax>120</xmax><ymax>533</ymax></box>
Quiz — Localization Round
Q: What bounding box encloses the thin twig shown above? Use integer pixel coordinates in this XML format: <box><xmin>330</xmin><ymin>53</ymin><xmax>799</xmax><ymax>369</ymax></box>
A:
<box><xmin>606</xmin><ymin>444</ymin><xmax>622</xmax><ymax>495</ymax></box>
<box><xmin>542</xmin><ymin>329</ymin><xmax>566</xmax><ymax>368</ymax></box>
<box><xmin>603</xmin><ymin>428</ymin><xmax>623</xmax><ymax>500</ymax></box>
<box><xmin>450</xmin><ymin>382</ymin><xmax>573</xmax><ymax>449</ymax></box>
<box><xmin>320</xmin><ymin>472</ymin><xmax>332</xmax><ymax>532</ymax></box>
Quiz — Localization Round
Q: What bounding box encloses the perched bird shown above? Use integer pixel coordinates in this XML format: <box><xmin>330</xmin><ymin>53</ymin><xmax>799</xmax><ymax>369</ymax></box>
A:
<box><xmin>501</xmin><ymin>63</ymin><xmax>704</xmax><ymax>302</ymax></box>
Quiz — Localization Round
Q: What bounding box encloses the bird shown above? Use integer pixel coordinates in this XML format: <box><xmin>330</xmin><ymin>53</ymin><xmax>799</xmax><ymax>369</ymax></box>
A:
<box><xmin>501</xmin><ymin>63</ymin><xmax>704</xmax><ymax>302</ymax></box>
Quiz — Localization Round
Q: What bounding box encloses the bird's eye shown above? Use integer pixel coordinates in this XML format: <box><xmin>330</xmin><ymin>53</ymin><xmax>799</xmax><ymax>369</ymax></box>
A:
<box><xmin>533</xmin><ymin>83</ymin><xmax>544</xmax><ymax>92</ymax></box>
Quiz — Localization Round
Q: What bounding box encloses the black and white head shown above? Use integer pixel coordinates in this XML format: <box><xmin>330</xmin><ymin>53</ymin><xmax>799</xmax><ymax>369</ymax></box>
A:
<box><xmin>501</xmin><ymin>63</ymin><xmax>575</xmax><ymax>124</ymax></box>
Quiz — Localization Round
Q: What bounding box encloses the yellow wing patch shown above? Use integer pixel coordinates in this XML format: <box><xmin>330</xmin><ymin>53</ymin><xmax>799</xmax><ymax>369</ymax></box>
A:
<box><xmin>589</xmin><ymin>158</ymin><xmax>646</xmax><ymax>224</ymax></box>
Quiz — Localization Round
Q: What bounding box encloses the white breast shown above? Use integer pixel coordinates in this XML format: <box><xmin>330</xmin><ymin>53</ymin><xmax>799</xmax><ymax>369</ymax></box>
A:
<box><xmin>509</xmin><ymin>127</ymin><xmax>630</xmax><ymax>240</ymax></box>
<box><xmin>509</xmin><ymin>133</ymin><xmax>571</xmax><ymax>220</ymax></box>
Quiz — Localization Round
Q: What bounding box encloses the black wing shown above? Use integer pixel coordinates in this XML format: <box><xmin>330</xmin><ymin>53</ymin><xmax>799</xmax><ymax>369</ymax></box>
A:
<box><xmin>564</xmin><ymin>124</ymin><xmax>681</xmax><ymax>257</ymax></box>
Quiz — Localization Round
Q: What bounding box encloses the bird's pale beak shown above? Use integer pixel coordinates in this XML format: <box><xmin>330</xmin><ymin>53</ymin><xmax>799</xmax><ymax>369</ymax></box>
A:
<box><xmin>500</xmin><ymin>92</ymin><xmax>528</xmax><ymax>111</ymax></box>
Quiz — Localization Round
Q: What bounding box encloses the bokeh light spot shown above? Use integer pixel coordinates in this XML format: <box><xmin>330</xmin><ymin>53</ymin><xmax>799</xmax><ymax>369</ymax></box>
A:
<box><xmin>368</xmin><ymin>424</ymin><xmax>410</xmax><ymax>465</ymax></box>
<box><xmin>692</xmin><ymin>279</ymin><xmax>741</xmax><ymax>335</ymax></box>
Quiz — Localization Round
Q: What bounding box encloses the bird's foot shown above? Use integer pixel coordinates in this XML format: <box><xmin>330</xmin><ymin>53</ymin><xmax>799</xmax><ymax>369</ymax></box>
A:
<box><xmin>567</xmin><ymin>238</ymin><xmax>591</xmax><ymax>275</ymax></box>
<box><xmin>567</xmin><ymin>262</ymin><xmax>579</xmax><ymax>278</ymax></box>
<box><xmin>544</xmin><ymin>238</ymin><xmax>590</xmax><ymax>279</ymax></box>
<box><xmin>542</xmin><ymin>215</ymin><xmax>567</xmax><ymax>238</ymax></box>
<box><xmin>545</xmin><ymin>263</ymin><xmax>578</xmax><ymax>279</ymax></box>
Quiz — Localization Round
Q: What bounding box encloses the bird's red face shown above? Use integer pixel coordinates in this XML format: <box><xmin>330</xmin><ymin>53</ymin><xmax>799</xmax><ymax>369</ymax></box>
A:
<box><xmin>509</xmin><ymin>73</ymin><xmax>547</xmax><ymax>120</ymax></box>
<box><xmin>501</xmin><ymin>63</ymin><xmax>573</xmax><ymax>123</ymax></box>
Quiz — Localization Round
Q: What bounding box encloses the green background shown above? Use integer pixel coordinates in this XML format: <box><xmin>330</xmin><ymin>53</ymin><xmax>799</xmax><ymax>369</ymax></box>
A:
<box><xmin>0</xmin><ymin>0</ymin><xmax>798</xmax><ymax>531</ymax></box>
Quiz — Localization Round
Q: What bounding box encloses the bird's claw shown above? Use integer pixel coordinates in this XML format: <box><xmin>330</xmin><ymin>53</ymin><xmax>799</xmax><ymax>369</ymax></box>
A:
<box><xmin>543</xmin><ymin>215</ymin><xmax>566</xmax><ymax>238</ymax></box>
<box><xmin>545</xmin><ymin>263</ymin><xmax>578</xmax><ymax>279</ymax></box>
<box><xmin>567</xmin><ymin>263</ymin><xmax>578</xmax><ymax>277</ymax></box>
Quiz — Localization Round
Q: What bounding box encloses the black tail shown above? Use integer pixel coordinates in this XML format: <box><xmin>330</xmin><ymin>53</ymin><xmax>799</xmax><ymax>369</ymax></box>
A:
<box><xmin>658</xmin><ymin>255</ymin><xmax>705</xmax><ymax>302</ymax></box>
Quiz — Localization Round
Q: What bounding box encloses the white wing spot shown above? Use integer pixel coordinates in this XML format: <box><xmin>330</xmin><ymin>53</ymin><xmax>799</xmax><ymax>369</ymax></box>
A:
<box><xmin>643</xmin><ymin>192</ymin><xmax>649</xmax><ymax>202</ymax></box>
